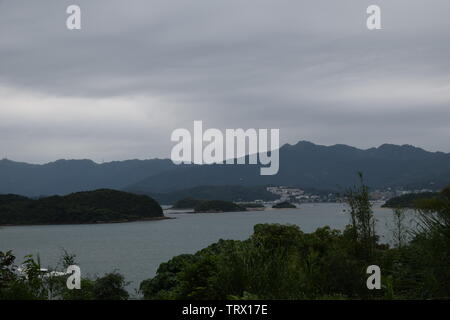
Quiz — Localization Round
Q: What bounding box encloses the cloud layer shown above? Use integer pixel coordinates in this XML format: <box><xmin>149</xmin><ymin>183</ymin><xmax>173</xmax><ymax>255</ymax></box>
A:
<box><xmin>1</xmin><ymin>0</ymin><xmax>449</xmax><ymax>163</ymax></box>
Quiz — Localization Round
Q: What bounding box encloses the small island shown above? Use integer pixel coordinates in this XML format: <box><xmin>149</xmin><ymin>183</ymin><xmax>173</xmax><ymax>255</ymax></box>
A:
<box><xmin>194</xmin><ymin>200</ymin><xmax>246</xmax><ymax>213</ymax></box>
<box><xmin>238</xmin><ymin>203</ymin><xmax>265</xmax><ymax>210</ymax></box>
<box><xmin>0</xmin><ymin>189</ymin><xmax>165</xmax><ymax>225</ymax></box>
<box><xmin>172</xmin><ymin>197</ymin><xmax>204</xmax><ymax>209</ymax></box>
<box><xmin>171</xmin><ymin>198</ymin><xmax>248</xmax><ymax>213</ymax></box>
<box><xmin>272</xmin><ymin>201</ymin><xmax>296</xmax><ymax>209</ymax></box>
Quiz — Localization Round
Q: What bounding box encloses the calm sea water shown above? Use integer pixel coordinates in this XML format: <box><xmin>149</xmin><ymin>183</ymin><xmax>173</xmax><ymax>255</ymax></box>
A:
<box><xmin>0</xmin><ymin>203</ymin><xmax>411</xmax><ymax>294</ymax></box>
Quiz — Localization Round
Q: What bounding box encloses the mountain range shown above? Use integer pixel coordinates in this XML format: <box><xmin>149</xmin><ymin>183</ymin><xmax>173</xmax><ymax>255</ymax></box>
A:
<box><xmin>1</xmin><ymin>141</ymin><xmax>449</xmax><ymax>197</ymax></box>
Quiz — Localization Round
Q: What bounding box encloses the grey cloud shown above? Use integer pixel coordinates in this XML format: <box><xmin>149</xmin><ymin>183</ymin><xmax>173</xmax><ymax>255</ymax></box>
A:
<box><xmin>0</xmin><ymin>0</ymin><xmax>449</xmax><ymax>163</ymax></box>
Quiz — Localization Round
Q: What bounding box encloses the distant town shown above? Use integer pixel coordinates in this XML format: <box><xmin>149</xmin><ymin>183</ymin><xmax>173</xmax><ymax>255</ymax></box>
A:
<box><xmin>241</xmin><ymin>186</ymin><xmax>437</xmax><ymax>205</ymax></box>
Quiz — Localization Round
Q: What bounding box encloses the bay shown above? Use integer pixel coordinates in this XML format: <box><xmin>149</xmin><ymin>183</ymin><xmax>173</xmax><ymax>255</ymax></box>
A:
<box><xmin>0</xmin><ymin>203</ymin><xmax>411</xmax><ymax>294</ymax></box>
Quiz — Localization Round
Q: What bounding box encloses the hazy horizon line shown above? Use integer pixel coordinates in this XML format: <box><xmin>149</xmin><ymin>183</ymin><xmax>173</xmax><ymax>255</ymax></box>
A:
<box><xmin>1</xmin><ymin>140</ymin><xmax>448</xmax><ymax>166</ymax></box>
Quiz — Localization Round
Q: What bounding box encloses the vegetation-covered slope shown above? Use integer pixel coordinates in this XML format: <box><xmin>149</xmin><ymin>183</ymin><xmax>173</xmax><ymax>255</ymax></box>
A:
<box><xmin>194</xmin><ymin>200</ymin><xmax>246</xmax><ymax>213</ymax></box>
<box><xmin>144</xmin><ymin>185</ymin><xmax>279</xmax><ymax>205</ymax></box>
<box><xmin>0</xmin><ymin>189</ymin><xmax>163</xmax><ymax>225</ymax></box>
<box><xmin>2</xmin><ymin>142</ymin><xmax>449</xmax><ymax>198</ymax></box>
<box><xmin>272</xmin><ymin>201</ymin><xmax>296</xmax><ymax>209</ymax></box>
<box><xmin>140</xmin><ymin>185</ymin><xmax>450</xmax><ymax>300</ymax></box>
<box><xmin>382</xmin><ymin>192</ymin><xmax>439</xmax><ymax>208</ymax></box>
<box><xmin>129</xmin><ymin>142</ymin><xmax>450</xmax><ymax>192</ymax></box>
<box><xmin>0</xmin><ymin>158</ymin><xmax>176</xmax><ymax>197</ymax></box>
<box><xmin>172</xmin><ymin>197</ymin><xmax>205</xmax><ymax>209</ymax></box>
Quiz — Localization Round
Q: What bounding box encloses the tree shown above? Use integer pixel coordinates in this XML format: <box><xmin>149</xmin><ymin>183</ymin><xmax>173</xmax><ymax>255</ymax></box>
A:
<box><xmin>92</xmin><ymin>272</ymin><xmax>129</xmax><ymax>300</ymax></box>
<box><xmin>390</xmin><ymin>207</ymin><xmax>409</xmax><ymax>249</ymax></box>
<box><xmin>0</xmin><ymin>251</ymin><xmax>47</xmax><ymax>300</ymax></box>
<box><xmin>344</xmin><ymin>172</ymin><xmax>377</xmax><ymax>260</ymax></box>
<box><xmin>413</xmin><ymin>186</ymin><xmax>450</xmax><ymax>297</ymax></box>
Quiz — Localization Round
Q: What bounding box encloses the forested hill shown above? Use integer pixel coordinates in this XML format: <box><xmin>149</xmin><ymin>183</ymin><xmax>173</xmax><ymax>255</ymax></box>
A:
<box><xmin>2</xmin><ymin>141</ymin><xmax>450</xmax><ymax>196</ymax></box>
<box><xmin>382</xmin><ymin>192</ymin><xmax>439</xmax><ymax>208</ymax></box>
<box><xmin>147</xmin><ymin>185</ymin><xmax>279</xmax><ymax>205</ymax></box>
<box><xmin>0</xmin><ymin>158</ymin><xmax>177</xmax><ymax>197</ymax></box>
<box><xmin>0</xmin><ymin>189</ymin><xmax>164</xmax><ymax>225</ymax></box>
<box><xmin>129</xmin><ymin>142</ymin><xmax>450</xmax><ymax>193</ymax></box>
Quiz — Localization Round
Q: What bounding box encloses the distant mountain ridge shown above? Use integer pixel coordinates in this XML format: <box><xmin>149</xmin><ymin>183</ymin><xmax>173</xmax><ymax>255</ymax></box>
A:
<box><xmin>0</xmin><ymin>158</ymin><xmax>177</xmax><ymax>196</ymax></box>
<box><xmin>1</xmin><ymin>141</ymin><xmax>449</xmax><ymax>197</ymax></box>
<box><xmin>129</xmin><ymin>141</ymin><xmax>450</xmax><ymax>193</ymax></box>
<box><xmin>146</xmin><ymin>185</ymin><xmax>280</xmax><ymax>205</ymax></box>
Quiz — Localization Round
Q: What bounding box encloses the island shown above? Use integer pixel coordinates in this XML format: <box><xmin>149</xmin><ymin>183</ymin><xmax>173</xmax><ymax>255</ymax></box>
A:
<box><xmin>172</xmin><ymin>197</ymin><xmax>205</xmax><ymax>209</ymax></box>
<box><xmin>171</xmin><ymin>198</ymin><xmax>249</xmax><ymax>213</ymax></box>
<box><xmin>272</xmin><ymin>201</ymin><xmax>296</xmax><ymax>209</ymax></box>
<box><xmin>194</xmin><ymin>200</ymin><xmax>246</xmax><ymax>213</ymax></box>
<box><xmin>238</xmin><ymin>203</ymin><xmax>265</xmax><ymax>210</ymax></box>
<box><xmin>382</xmin><ymin>192</ymin><xmax>439</xmax><ymax>208</ymax></box>
<box><xmin>0</xmin><ymin>189</ymin><xmax>165</xmax><ymax>225</ymax></box>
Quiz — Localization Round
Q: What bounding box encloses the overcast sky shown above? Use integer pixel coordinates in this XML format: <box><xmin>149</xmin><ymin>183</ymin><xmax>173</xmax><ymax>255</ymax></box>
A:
<box><xmin>1</xmin><ymin>0</ymin><xmax>449</xmax><ymax>163</ymax></box>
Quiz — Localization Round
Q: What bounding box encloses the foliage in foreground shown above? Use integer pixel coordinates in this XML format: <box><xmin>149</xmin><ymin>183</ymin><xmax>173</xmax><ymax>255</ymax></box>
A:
<box><xmin>0</xmin><ymin>251</ymin><xmax>129</xmax><ymax>300</ymax></box>
<box><xmin>140</xmin><ymin>184</ymin><xmax>450</xmax><ymax>300</ymax></box>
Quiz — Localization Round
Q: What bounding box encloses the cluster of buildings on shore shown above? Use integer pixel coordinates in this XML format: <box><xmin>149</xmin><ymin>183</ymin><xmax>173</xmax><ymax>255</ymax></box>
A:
<box><xmin>263</xmin><ymin>186</ymin><xmax>436</xmax><ymax>204</ymax></box>
<box><xmin>266</xmin><ymin>186</ymin><xmax>337</xmax><ymax>204</ymax></box>
<box><xmin>368</xmin><ymin>188</ymin><xmax>434</xmax><ymax>201</ymax></box>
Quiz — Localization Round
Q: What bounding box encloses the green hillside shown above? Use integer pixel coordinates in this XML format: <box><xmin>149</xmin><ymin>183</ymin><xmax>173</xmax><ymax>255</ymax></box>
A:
<box><xmin>0</xmin><ymin>189</ymin><xmax>164</xmax><ymax>225</ymax></box>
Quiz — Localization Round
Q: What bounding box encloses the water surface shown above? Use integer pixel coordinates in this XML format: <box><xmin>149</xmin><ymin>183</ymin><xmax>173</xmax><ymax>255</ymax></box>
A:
<box><xmin>0</xmin><ymin>203</ymin><xmax>409</xmax><ymax>294</ymax></box>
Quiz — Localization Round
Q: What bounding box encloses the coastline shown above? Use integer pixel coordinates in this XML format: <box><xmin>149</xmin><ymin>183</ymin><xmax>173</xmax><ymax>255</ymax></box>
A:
<box><xmin>0</xmin><ymin>215</ymin><xmax>173</xmax><ymax>227</ymax></box>
<box><xmin>166</xmin><ymin>207</ymin><xmax>266</xmax><ymax>214</ymax></box>
<box><xmin>167</xmin><ymin>206</ymin><xmax>305</xmax><ymax>214</ymax></box>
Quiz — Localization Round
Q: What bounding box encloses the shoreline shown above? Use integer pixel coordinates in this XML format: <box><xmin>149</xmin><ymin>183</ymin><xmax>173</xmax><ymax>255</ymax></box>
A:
<box><xmin>0</xmin><ymin>216</ymin><xmax>174</xmax><ymax>227</ymax></box>
<box><xmin>166</xmin><ymin>208</ymin><xmax>264</xmax><ymax>214</ymax></box>
<box><xmin>167</xmin><ymin>206</ymin><xmax>305</xmax><ymax>214</ymax></box>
